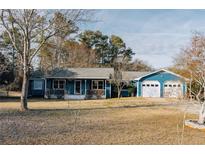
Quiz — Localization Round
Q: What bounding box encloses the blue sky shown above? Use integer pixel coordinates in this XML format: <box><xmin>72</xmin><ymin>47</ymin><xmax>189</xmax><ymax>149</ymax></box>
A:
<box><xmin>79</xmin><ymin>9</ymin><xmax>205</xmax><ymax>69</ymax></box>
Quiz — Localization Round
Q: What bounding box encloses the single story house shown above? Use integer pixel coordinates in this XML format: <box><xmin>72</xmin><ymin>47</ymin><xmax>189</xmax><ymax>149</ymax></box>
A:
<box><xmin>28</xmin><ymin>68</ymin><xmax>188</xmax><ymax>99</ymax></box>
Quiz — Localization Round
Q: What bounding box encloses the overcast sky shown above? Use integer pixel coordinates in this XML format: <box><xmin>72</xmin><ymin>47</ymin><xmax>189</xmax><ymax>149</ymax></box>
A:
<box><xmin>79</xmin><ymin>9</ymin><xmax>205</xmax><ymax>69</ymax></box>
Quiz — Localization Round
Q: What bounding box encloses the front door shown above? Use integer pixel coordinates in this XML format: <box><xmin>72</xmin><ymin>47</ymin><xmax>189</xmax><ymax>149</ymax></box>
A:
<box><xmin>75</xmin><ymin>80</ymin><xmax>81</xmax><ymax>95</ymax></box>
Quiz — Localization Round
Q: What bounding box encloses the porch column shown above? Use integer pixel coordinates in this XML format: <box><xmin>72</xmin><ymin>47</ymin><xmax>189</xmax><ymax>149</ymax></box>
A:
<box><xmin>105</xmin><ymin>80</ymin><xmax>107</xmax><ymax>98</ymax></box>
<box><xmin>137</xmin><ymin>81</ymin><xmax>140</xmax><ymax>97</ymax></box>
<box><xmin>85</xmin><ymin>80</ymin><xmax>87</xmax><ymax>96</ymax></box>
<box><xmin>136</xmin><ymin>81</ymin><xmax>139</xmax><ymax>97</ymax></box>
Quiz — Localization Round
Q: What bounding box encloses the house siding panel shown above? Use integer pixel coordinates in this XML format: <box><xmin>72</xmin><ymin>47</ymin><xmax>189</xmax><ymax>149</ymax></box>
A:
<box><xmin>106</xmin><ymin>82</ymin><xmax>111</xmax><ymax>98</ymax></box>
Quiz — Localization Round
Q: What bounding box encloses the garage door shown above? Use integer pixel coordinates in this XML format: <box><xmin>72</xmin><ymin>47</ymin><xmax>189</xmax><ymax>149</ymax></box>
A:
<box><xmin>164</xmin><ymin>81</ymin><xmax>182</xmax><ymax>98</ymax></box>
<box><xmin>142</xmin><ymin>81</ymin><xmax>160</xmax><ymax>97</ymax></box>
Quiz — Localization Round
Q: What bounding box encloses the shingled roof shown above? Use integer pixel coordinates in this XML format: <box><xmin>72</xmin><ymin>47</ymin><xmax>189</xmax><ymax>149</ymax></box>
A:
<box><xmin>31</xmin><ymin>68</ymin><xmax>151</xmax><ymax>81</ymax></box>
<box><xmin>121</xmin><ymin>71</ymin><xmax>151</xmax><ymax>81</ymax></box>
<box><xmin>45</xmin><ymin>68</ymin><xmax>114</xmax><ymax>79</ymax></box>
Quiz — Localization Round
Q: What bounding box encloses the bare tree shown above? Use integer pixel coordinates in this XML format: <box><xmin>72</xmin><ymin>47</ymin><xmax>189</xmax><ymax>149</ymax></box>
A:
<box><xmin>39</xmin><ymin>40</ymin><xmax>97</xmax><ymax>73</ymax></box>
<box><xmin>173</xmin><ymin>33</ymin><xmax>205</xmax><ymax>124</ymax></box>
<box><xmin>0</xmin><ymin>9</ymin><xmax>91</xmax><ymax>111</ymax></box>
<box><xmin>110</xmin><ymin>57</ymin><xmax>129</xmax><ymax>98</ymax></box>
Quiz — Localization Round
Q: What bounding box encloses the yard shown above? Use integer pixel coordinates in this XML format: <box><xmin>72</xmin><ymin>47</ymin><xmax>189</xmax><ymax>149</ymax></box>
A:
<box><xmin>0</xmin><ymin>97</ymin><xmax>204</xmax><ymax>144</ymax></box>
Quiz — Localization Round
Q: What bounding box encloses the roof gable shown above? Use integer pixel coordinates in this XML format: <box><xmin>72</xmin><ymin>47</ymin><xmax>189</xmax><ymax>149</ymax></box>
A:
<box><xmin>134</xmin><ymin>69</ymin><xmax>189</xmax><ymax>81</ymax></box>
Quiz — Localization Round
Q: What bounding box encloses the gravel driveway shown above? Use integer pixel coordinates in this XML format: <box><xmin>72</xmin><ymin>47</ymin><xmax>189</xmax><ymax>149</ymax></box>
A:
<box><xmin>170</xmin><ymin>101</ymin><xmax>201</xmax><ymax>115</ymax></box>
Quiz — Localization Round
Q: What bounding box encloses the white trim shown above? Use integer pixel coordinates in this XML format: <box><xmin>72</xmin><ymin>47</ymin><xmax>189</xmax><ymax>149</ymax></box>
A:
<box><xmin>64</xmin><ymin>94</ymin><xmax>85</xmax><ymax>100</ymax></box>
<box><xmin>134</xmin><ymin>69</ymin><xmax>189</xmax><ymax>81</ymax></box>
<box><xmin>74</xmin><ymin>80</ymin><xmax>82</xmax><ymax>95</ymax></box>
<box><xmin>136</xmin><ymin>81</ymin><xmax>139</xmax><ymax>97</ymax></box>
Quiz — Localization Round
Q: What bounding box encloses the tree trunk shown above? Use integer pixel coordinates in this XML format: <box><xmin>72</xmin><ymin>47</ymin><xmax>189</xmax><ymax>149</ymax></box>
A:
<box><xmin>198</xmin><ymin>102</ymin><xmax>205</xmax><ymax>124</ymax></box>
<box><xmin>117</xmin><ymin>87</ymin><xmax>121</xmax><ymax>98</ymax></box>
<box><xmin>20</xmin><ymin>69</ymin><xmax>29</xmax><ymax>111</ymax></box>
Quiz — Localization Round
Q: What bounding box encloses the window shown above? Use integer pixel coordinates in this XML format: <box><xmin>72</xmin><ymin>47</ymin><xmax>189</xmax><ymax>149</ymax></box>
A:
<box><xmin>169</xmin><ymin>85</ymin><xmax>172</xmax><ymax>87</ymax></box>
<box><xmin>155</xmin><ymin>84</ymin><xmax>159</xmax><ymax>87</ymax></box>
<box><xmin>146</xmin><ymin>84</ymin><xmax>150</xmax><ymax>87</ymax></box>
<box><xmin>98</xmin><ymin>81</ymin><xmax>104</xmax><ymax>89</ymax></box>
<box><xmin>92</xmin><ymin>81</ymin><xmax>98</xmax><ymax>89</ymax></box>
<box><xmin>164</xmin><ymin>84</ymin><xmax>167</xmax><ymax>87</ymax></box>
<box><xmin>142</xmin><ymin>84</ymin><xmax>146</xmax><ymax>87</ymax></box>
<box><xmin>173</xmin><ymin>85</ymin><xmax>176</xmax><ymax>87</ymax></box>
<box><xmin>59</xmin><ymin>81</ymin><xmax>64</xmax><ymax>89</ymax></box>
<box><xmin>151</xmin><ymin>84</ymin><xmax>154</xmax><ymax>87</ymax></box>
<box><xmin>34</xmin><ymin>80</ymin><xmax>43</xmax><ymax>90</ymax></box>
<box><xmin>75</xmin><ymin>80</ymin><xmax>81</xmax><ymax>94</ymax></box>
<box><xmin>92</xmin><ymin>80</ymin><xmax>104</xmax><ymax>89</ymax></box>
<box><xmin>178</xmin><ymin>84</ymin><xmax>181</xmax><ymax>87</ymax></box>
<box><xmin>53</xmin><ymin>80</ymin><xmax>65</xmax><ymax>89</ymax></box>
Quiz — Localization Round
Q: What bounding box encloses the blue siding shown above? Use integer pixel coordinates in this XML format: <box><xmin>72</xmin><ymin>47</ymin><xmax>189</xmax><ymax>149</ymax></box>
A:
<box><xmin>46</xmin><ymin>79</ymin><xmax>52</xmax><ymax>89</ymax></box>
<box><xmin>28</xmin><ymin>79</ymin><xmax>45</xmax><ymax>97</ymax></box>
<box><xmin>106</xmin><ymin>81</ymin><xmax>111</xmax><ymax>98</ymax></box>
<box><xmin>67</xmin><ymin>80</ymin><xmax>74</xmax><ymax>94</ymax></box>
<box><xmin>136</xmin><ymin>71</ymin><xmax>186</xmax><ymax>97</ymax></box>
<box><xmin>121</xmin><ymin>90</ymin><xmax>129</xmax><ymax>97</ymax></box>
<box><xmin>81</xmin><ymin>80</ymin><xmax>85</xmax><ymax>95</ymax></box>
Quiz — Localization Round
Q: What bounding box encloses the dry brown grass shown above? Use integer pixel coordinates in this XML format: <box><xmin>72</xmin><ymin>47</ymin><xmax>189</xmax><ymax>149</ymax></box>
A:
<box><xmin>0</xmin><ymin>98</ymin><xmax>204</xmax><ymax>145</ymax></box>
<box><xmin>0</xmin><ymin>97</ymin><xmax>180</xmax><ymax>110</ymax></box>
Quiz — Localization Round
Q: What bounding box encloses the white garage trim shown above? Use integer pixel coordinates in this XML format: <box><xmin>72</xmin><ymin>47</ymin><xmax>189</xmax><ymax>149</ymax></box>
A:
<box><xmin>142</xmin><ymin>80</ymin><xmax>160</xmax><ymax>98</ymax></box>
<box><xmin>163</xmin><ymin>81</ymin><xmax>183</xmax><ymax>98</ymax></box>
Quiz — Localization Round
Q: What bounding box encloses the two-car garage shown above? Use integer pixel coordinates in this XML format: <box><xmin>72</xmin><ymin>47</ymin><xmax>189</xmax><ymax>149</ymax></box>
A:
<box><xmin>137</xmin><ymin>69</ymin><xmax>187</xmax><ymax>98</ymax></box>
<box><xmin>141</xmin><ymin>80</ymin><xmax>183</xmax><ymax>98</ymax></box>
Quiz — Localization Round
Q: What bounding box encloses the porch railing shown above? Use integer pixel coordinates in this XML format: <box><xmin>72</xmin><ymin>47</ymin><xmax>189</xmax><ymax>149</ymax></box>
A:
<box><xmin>85</xmin><ymin>89</ymin><xmax>105</xmax><ymax>99</ymax></box>
<box><xmin>45</xmin><ymin>89</ymin><xmax>105</xmax><ymax>99</ymax></box>
<box><xmin>45</xmin><ymin>89</ymin><xmax>66</xmax><ymax>99</ymax></box>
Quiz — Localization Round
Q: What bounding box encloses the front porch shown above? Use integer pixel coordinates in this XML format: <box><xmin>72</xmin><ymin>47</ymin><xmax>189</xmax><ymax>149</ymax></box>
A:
<box><xmin>44</xmin><ymin>78</ymin><xmax>111</xmax><ymax>100</ymax></box>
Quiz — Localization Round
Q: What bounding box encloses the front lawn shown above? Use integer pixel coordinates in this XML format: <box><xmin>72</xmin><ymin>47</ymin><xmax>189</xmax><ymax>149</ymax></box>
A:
<box><xmin>0</xmin><ymin>98</ymin><xmax>203</xmax><ymax>144</ymax></box>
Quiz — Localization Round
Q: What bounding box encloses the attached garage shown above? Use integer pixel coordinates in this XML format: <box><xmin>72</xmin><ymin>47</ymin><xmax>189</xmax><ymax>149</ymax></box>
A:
<box><xmin>135</xmin><ymin>69</ymin><xmax>188</xmax><ymax>98</ymax></box>
<box><xmin>142</xmin><ymin>81</ymin><xmax>160</xmax><ymax>97</ymax></box>
<box><xmin>163</xmin><ymin>81</ymin><xmax>183</xmax><ymax>98</ymax></box>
